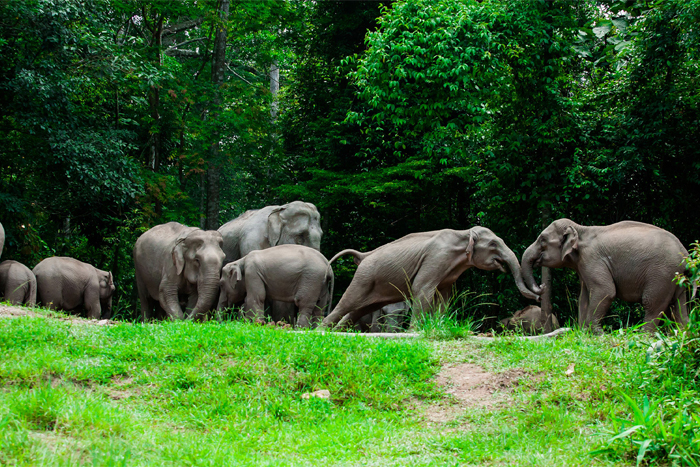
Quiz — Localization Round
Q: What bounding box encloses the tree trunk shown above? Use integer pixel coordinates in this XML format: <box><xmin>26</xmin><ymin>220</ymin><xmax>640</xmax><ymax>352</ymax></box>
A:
<box><xmin>205</xmin><ymin>0</ymin><xmax>229</xmax><ymax>231</ymax></box>
<box><xmin>270</xmin><ymin>60</ymin><xmax>279</xmax><ymax>119</ymax></box>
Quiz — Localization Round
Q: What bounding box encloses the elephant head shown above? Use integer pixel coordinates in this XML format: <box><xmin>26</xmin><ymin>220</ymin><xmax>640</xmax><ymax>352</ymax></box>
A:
<box><xmin>521</xmin><ymin>218</ymin><xmax>580</xmax><ymax>296</ymax></box>
<box><xmin>469</xmin><ymin>227</ymin><xmax>541</xmax><ymax>301</ymax></box>
<box><xmin>172</xmin><ymin>229</ymin><xmax>226</xmax><ymax>319</ymax></box>
<box><xmin>268</xmin><ymin>201</ymin><xmax>322</xmax><ymax>250</ymax></box>
<box><xmin>97</xmin><ymin>270</ymin><xmax>115</xmax><ymax>317</ymax></box>
<box><xmin>219</xmin><ymin>260</ymin><xmax>247</xmax><ymax>308</ymax></box>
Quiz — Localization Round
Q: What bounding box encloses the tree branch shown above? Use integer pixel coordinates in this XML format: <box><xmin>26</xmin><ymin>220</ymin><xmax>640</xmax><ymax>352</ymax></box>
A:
<box><xmin>162</xmin><ymin>18</ymin><xmax>204</xmax><ymax>37</ymax></box>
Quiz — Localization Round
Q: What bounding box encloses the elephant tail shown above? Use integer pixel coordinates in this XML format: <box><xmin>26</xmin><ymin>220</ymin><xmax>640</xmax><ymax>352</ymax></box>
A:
<box><xmin>328</xmin><ymin>249</ymin><xmax>369</xmax><ymax>265</ymax></box>
<box><xmin>27</xmin><ymin>274</ymin><xmax>37</xmax><ymax>307</ymax></box>
<box><xmin>325</xmin><ymin>265</ymin><xmax>334</xmax><ymax>317</ymax></box>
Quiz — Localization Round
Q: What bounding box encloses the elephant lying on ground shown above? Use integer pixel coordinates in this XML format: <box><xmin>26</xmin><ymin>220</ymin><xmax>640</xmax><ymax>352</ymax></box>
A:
<box><xmin>500</xmin><ymin>305</ymin><xmax>559</xmax><ymax>335</ymax></box>
<box><xmin>218</xmin><ymin>201</ymin><xmax>323</xmax><ymax>322</ymax></box>
<box><xmin>521</xmin><ymin>219</ymin><xmax>688</xmax><ymax>332</ymax></box>
<box><xmin>33</xmin><ymin>257</ymin><xmax>114</xmax><ymax>319</ymax></box>
<box><xmin>218</xmin><ymin>245</ymin><xmax>333</xmax><ymax>328</ymax></box>
<box><xmin>134</xmin><ymin>222</ymin><xmax>225</xmax><ymax>321</ymax></box>
<box><xmin>323</xmin><ymin>227</ymin><xmax>539</xmax><ymax>328</ymax></box>
<box><xmin>355</xmin><ymin>301</ymin><xmax>411</xmax><ymax>333</ymax></box>
<box><xmin>0</xmin><ymin>260</ymin><xmax>37</xmax><ymax>306</ymax></box>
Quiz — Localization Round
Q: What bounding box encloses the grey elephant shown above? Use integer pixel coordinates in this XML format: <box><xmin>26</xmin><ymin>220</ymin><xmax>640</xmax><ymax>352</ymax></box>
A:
<box><xmin>33</xmin><ymin>257</ymin><xmax>114</xmax><ymax>319</ymax></box>
<box><xmin>521</xmin><ymin>219</ymin><xmax>688</xmax><ymax>332</ymax></box>
<box><xmin>0</xmin><ymin>221</ymin><xmax>5</xmax><ymax>259</ymax></box>
<box><xmin>0</xmin><ymin>260</ymin><xmax>37</xmax><ymax>306</ymax></box>
<box><xmin>218</xmin><ymin>201</ymin><xmax>323</xmax><ymax>322</ymax></box>
<box><xmin>218</xmin><ymin>201</ymin><xmax>322</xmax><ymax>263</ymax></box>
<box><xmin>500</xmin><ymin>305</ymin><xmax>559</xmax><ymax>335</ymax></box>
<box><xmin>356</xmin><ymin>301</ymin><xmax>410</xmax><ymax>332</ymax></box>
<box><xmin>134</xmin><ymin>222</ymin><xmax>225</xmax><ymax>321</ymax></box>
<box><xmin>217</xmin><ymin>244</ymin><xmax>333</xmax><ymax>328</ymax></box>
<box><xmin>323</xmin><ymin>227</ymin><xmax>539</xmax><ymax>328</ymax></box>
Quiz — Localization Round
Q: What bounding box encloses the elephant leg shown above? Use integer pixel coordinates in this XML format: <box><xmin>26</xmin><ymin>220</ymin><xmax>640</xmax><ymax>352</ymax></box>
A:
<box><xmin>136</xmin><ymin>273</ymin><xmax>153</xmax><ymax>322</ymax></box>
<box><xmin>296</xmin><ymin>302</ymin><xmax>316</xmax><ymax>329</ymax></box>
<box><xmin>83</xmin><ymin>286</ymin><xmax>102</xmax><ymax>320</ymax></box>
<box><xmin>369</xmin><ymin>309</ymin><xmax>382</xmax><ymax>333</ymax></box>
<box><xmin>185</xmin><ymin>292</ymin><xmax>198</xmax><ymax>318</ymax></box>
<box><xmin>578</xmin><ymin>280</ymin><xmax>590</xmax><ymax>326</ymax></box>
<box><xmin>640</xmin><ymin>282</ymin><xmax>677</xmax><ymax>331</ymax></box>
<box><xmin>581</xmin><ymin>280</ymin><xmax>615</xmax><ymax>333</ymax></box>
<box><xmin>409</xmin><ymin>273</ymin><xmax>442</xmax><ymax>326</ymax></box>
<box><xmin>668</xmin><ymin>287</ymin><xmax>689</xmax><ymax>326</ymax></box>
<box><xmin>5</xmin><ymin>279</ymin><xmax>28</xmax><ymax>306</ymax></box>
<box><xmin>336</xmin><ymin>304</ymin><xmax>386</xmax><ymax>329</ymax></box>
<box><xmin>243</xmin><ymin>275</ymin><xmax>266</xmax><ymax>322</ymax></box>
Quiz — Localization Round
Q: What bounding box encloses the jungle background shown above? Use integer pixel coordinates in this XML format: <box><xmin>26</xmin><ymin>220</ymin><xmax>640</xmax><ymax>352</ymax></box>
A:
<box><xmin>1</xmin><ymin>0</ymin><xmax>698</xmax><ymax>325</ymax></box>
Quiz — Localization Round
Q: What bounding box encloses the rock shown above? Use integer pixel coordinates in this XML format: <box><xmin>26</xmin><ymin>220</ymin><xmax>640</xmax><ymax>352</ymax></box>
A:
<box><xmin>301</xmin><ymin>389</ymin><xmax>331</xmax><ymax>400</ymax></box>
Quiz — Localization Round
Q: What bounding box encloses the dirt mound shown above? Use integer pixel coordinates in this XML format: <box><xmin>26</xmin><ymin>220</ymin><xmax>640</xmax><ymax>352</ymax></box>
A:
<box><xmin>424</xmin><ymin>363</ymin><xmax>528</xmax><ymax>427</ymax></box>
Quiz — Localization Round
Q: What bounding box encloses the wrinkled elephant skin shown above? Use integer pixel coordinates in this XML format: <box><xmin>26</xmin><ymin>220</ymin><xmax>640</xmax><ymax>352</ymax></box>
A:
<box><xmin>0</xmin><ymin>260</ymin><xmax>37</xmax><ymax>306</ymax></box>
<box><xmin>324</xmin><ymin>226</ymin><xmax>537</xmax><ymax>328</ymax></box>
<box><xmin>500</xmin><ymin>305</ymin><xmax>559</xmax><ymax>335</ymax></box>
<box><xmin>134</xmin><ymin>222</ymin><xmax>225</xmax><ymax>321</ymax></box>
<box><xmin>218</xmin><ymin>244</ymin><xmax>333</xmax><ymax>328</ymax></box>
<box><xmin>33</xmin><ymin>257</ymin><xmax>114</xmax><ymax>319</ymax></box>
<box><xmin>521</xmin><ymin>219</ymin><xmax>688</xmax><ymax>332</ymax></box>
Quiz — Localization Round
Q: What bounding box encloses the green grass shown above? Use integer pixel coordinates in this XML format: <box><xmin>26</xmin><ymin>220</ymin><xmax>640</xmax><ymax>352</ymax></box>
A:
<box><xmin>1</xmin><ymin>305</ymin><xmax>698</xmax><ymax>466</ymax></box>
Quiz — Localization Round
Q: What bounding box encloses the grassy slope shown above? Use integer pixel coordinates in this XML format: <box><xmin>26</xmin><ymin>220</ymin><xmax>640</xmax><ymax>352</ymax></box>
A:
<box><xmin>0</xmin><ymin>310</ymin><xmax>663</xmax><ymax>466</ymax></box>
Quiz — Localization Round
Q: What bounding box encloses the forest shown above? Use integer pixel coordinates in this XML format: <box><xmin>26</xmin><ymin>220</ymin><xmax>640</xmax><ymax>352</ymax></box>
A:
<box><xmin>1</xmin><ymin>0</ymin><xmax>699</xmax><ymax>325</ymax></box>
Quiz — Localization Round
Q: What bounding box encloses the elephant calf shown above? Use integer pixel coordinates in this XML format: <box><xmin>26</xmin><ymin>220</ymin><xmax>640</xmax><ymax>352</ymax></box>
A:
<box><xmin>500</xmin><ymin>305</ymin><xmax>560</xmax><ymax>335</ymax></box>
<box><xmin>0</xmin><ymin>260</ymin><xmax>37</xmax><ymax>306</ymax></box>
<box><xmin>33</xmin><ymin>257</ymin><xmax>114</xmax><ymax>319</ymax></box>
<box><xmin>218</xmin><ymin>244</ymin><xmax>333</xmax><ymax>328</ymax></box>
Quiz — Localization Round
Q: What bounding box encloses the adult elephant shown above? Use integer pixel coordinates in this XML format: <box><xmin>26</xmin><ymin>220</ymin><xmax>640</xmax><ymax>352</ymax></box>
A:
<box><xmin>323</xmin><ymin>227</ymin><xmax>538</xmax><ymax>328</ymax></box>
<box><xmin>521</xmin><ymin>219</ymin><xmax>688</xmax><ymax>332</ymax></box>
<box><xmin>0</xmin><ymin>260</ymin><xmax>37</xmax><ymax>306</ymax></box>
<box><xmin>33</xmin><ymin>257</ymin><xmax>114</xmax><ymax>319</ymax></box>
<box><xmin>134</xmin><ymin>222</ymin><xmax>225</xmax><ymax>321</ymax></box>
<box><xmin>218</xmin><ymin>201</ymin><xmax>322</xmax><ymax>264</ymax></box>
<box><xmin>218</xmin><ymin>201</ymin><xmax>322</xmax><ymax>321</ymax></box>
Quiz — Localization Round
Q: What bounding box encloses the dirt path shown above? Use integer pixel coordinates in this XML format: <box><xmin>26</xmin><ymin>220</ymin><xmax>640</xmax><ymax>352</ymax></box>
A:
<box><xmin>0</xmin><ymin>303</ymin><xmax>119</xmax><ymax>326</ymax></box>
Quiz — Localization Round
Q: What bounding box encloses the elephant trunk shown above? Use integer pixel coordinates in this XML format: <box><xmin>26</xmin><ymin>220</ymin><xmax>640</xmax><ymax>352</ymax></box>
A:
<box><xmin>521</xmin><ymin>243</ymin><xmax>544</xmax><ymax>296</ymax></box>
<box><xmin>190</xmin><ymin>272</ymin><xmax>221</xmax><ymax>320</ymax></box>
<box><xmin>502</xmin><ymin>248</ymin><xmax>541</xmax><ymax>301</ymax></box>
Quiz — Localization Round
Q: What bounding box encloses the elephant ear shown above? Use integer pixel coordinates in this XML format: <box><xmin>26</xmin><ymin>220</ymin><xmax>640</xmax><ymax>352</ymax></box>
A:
<box><xmin>231</xmin><ymin>262</ymin><xmax>243</xmax><ymax>282</ymax></box>
<box><xmin>561</xmin><ymin>225</ymin><xmax>579</xmax><ymax>262</ymax></box>
<box><xmin>172</xmin><ymin>236</ymin><xmax>188</xmax><ymax>276</ymax></box>
<box><xmin>465</xmin><ymin>231</ymin><xmax>475</xmax><ymax>262</ymax></box>
<box><xmin>267</xmin><ymin>207</ymin><xmax>286</xmax><ymax>247</ymax></box>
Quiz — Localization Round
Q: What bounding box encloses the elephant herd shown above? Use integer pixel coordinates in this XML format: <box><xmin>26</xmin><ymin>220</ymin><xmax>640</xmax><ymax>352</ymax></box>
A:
<box><xmin>0</xmin><ymin>203</ymin><xmax>691</xmax><ymax>333</ymax></box>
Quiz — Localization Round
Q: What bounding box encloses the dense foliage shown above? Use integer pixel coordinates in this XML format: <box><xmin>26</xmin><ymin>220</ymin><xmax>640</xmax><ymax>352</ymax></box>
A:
<box><xmin>1</xmin><ymin>0</ymin><xmax>699</xmax><ymax>322</ymax></box>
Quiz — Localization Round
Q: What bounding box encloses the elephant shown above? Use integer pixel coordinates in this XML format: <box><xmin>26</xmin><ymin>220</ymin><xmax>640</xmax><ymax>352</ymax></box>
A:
<box><xmin>33</xmin><ymin>257</ymin><xmax>114</xmax><ymax>319</ymax></box>
<box><xmin>355</xmin><ymin>301</ymin><xmax>410</xmax><ymax>333</ymax></box>
<box><xmin>0</xmin><ymin>260</ymin><xmax>37</xmax><ymax>306</ymax></box>
<box><xmin>322</xmin><ymin>226</ymin><xmax>539</xmax><ymax>328</ymax></box>
<box><xmin>218</xmin><ymin>201</ymin><xmax>322</xmax><ymax>264</ymax></box>
<box><xmin>521</xmin><ymin>219</ymin><xmax>688</xmax><ymax>332</ymax></box>
<box><xmin>0</xmin><ymin>221</ymin><xmax>4</xmax><ymax>259</ymax></box>
<box><xmin>218</xmin><ymin>201</ymin><xmax>323</xmax><ymax>322</ymax></box>
<box><xmin>500</xmin><ymin>305</ymin><xmax>560</xmax><ymax>335</ymax></box>
<box><xmin>217</xmin><ymin>244</ymin><xmax>333</xmax><ymax>328</ymax></box>
<box><xmin>134</xmin><ymin>222</ymin><xmax>225</xmax><ymax>321</ymax></box>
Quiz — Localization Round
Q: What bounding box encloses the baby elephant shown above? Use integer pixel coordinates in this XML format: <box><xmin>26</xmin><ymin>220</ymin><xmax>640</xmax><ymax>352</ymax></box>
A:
<box><xmin>0</xmin><ymin>260</ymin><xmax>37</xmax><ymax>306</ymax></box>
<box><xmin>33</xmin><ymin>257</ymin><xmax>115</xmax><ymax>319</ymax></box>
<box><xmin>500</xmin><ymin>305</ymin><xmax>560</xmax><ymax>335</ymax></box>
<box><xmin>218</xmin><ymin>244</ymin><xmax>334</xmax><ymax>328</ymax></box>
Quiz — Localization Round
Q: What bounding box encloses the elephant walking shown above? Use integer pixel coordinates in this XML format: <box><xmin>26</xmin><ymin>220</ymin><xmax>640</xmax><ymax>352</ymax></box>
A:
<box><xmin>218</xmin><ymin>245</ymin><xmax>333</xmax><ymax>328</ymax></box>
<box><xmin>134</xmin><ymin>222</ymin><xmax>225</xmax><ymax>321</ymax></box>
<box><xmin>323</xmin><ymin>227</ymin><xmax>539</xmax><ymax>328</ymax></box>
<box><xmin>521</xmin><ymin>219</ymin><xmax>688</xmax><ymax>332</ymax></box>
<box><xmin>218</xmin><ymin>201</ymin><xmax>323</xmax><ymax>322</ymax></box>
<box><xmin>0</xmin><ymin>260</ymin><xmax>37</xmax><ymax>306</ymax></box>
<box><xmin>33</xmin><ymin>257</ymin><xmax>114</xmax><ymax>319</ymax></box>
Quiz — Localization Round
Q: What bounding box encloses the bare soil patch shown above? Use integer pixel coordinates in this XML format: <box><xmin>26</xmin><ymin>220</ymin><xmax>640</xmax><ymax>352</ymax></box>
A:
<box><xmin>423</xmin><ymin>363</ymin><xmax>529</xmax><ymax>428</ymax></box>
<box><xmin>0</xmin><ymin>303</ymin><xmax>120</xmax><ymax>326</ymax></box>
